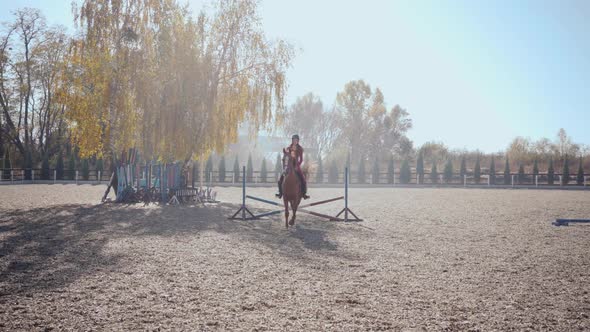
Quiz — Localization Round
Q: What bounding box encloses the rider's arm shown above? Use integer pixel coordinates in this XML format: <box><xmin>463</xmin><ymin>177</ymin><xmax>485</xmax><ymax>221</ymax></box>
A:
<box><xmin>299</xmin><ymin>147</ymin><xmax>304</xmax><ymax>165</ymax></box>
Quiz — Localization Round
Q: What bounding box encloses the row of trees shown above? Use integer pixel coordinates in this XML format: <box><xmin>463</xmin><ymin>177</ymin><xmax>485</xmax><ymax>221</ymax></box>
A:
<box><xmin>280</xmin><ymin>85</ymin><xmax>588</xmax><ymax>180</ymax></box>
<box><xmin>196</xmin><ymin>152</ymin><xmax>587</xmax><ymax>185</ymax></box>
<box><xmin>403</xmin><ymin>153</ymin><xmax>586</xmax><ymax>185</ymax></box>
<box><xmin>5</xmin><ymin>147</ymin><xmax>585</xmax><ymax>185</ymax></box>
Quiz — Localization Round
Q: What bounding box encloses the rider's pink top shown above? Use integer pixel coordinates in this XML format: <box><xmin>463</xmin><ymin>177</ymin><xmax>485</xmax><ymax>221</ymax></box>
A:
<box><xmin>283</xmin><ymin>144</ymin><xmax>304</xmax><ymax>171</ymax></box>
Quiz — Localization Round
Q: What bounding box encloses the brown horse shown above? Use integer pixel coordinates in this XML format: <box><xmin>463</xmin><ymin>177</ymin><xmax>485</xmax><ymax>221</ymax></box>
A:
<box><xmin>282</xmin><ymin>149</ymin><xmax>303</xmax><ymax>228</ymax></box>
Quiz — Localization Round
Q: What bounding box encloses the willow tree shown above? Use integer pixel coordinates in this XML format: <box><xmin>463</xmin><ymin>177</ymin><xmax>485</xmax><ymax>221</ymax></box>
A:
<box><xmin>67</xmin><ymin>0</ymin><xmax>293</xmax><ymax>161</ymax></box>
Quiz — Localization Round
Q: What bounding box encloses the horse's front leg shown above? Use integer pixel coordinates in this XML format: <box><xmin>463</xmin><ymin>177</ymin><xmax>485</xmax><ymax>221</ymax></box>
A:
<box><xmin>284</xmin><ymin>198</ymin><xmax>289</xmax><ymax>229</ymax></box>
<box><xmin>289</xmin><ymin>198</ymin><xmax>300</xmax><ymax>226</ymax></box>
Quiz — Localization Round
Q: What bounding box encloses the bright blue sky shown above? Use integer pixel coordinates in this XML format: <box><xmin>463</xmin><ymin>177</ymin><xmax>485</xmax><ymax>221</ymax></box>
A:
<box><xmin>2</xmin><ymin>0</ymin><xmax>589</xmax><ymax>152</ymax></box>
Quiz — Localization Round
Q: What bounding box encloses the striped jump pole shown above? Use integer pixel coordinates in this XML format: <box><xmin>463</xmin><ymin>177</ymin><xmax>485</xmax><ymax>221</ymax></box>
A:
<box><xmin>334</xmin><ymin>167</ymin><xmax>362</xmax><ymax>222</ymax></box>
<box><xmin>229</xmin><ymin>166</ymin><xmax>256</xmax><ymax>220</ymax></box>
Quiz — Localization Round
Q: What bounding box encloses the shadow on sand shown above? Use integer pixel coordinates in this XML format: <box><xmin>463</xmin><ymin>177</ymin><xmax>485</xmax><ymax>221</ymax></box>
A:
<box><xmin>0</xmin><ymin>201</ymin><xmax>349</xmax><ymax>295</ymax></box>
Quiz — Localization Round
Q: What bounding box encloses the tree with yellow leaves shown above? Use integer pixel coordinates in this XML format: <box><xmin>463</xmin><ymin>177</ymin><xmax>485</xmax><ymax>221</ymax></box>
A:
<box><xmin>66</xmin><ymin>0</ymin><xmax>294</xmax><ymax>162</ymax></box>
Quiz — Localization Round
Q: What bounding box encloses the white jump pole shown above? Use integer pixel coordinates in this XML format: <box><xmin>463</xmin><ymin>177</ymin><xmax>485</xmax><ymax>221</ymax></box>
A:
<box><xmin>54</xmin><ymin>170</ymin><xmax>57</xmax><ymax>184</ymax></box>
<box><xmin>98</xmin><ymin>170</ymin><xmax>101</xmax><ymax>183</ymax></box>
<box><xmin>535</xmin><ymin>175</ymin><xmax>538</xmax><ymax>187</ymax></box>
<box><xmin>487</xmin><ymin>175</ymin><xmax>490</xmax><ymax>186</ymax></box>
<box><xmin>76</xmin><ymin>170</ymin><xmax>79</xmax><ymax>184</ymax></box>
<box><xmin>464</xmin><ymin>175</ymin><xmax>467</xmax><ymax>187</ymax></box>
<box><xmin>511</xmin><ymin>175</ymin><xmax>515</xmax><ymax>187</ymax></box>
<box><xmin>11</xmin><ymin>170</ymin><xmax>13</xmax><ymax>182</ymax></box>
<box><xmin>21</xmin><ymin>170</ymin><xmax>24</xmax><ymax>184</ymax></box>
<box><xmin>559</xmin><ymin>175</ymin><xmax>562</xmax><ymax>186</ymax></box>
<box><xmin>32</xmin><ymin>169</ymin><xmax>34</xmax><ymax>183</ymax></box>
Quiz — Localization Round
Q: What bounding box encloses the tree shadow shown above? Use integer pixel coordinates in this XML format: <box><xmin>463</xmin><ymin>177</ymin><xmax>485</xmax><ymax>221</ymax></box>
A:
<box><xmin>0</xmin><ymin>201</ymin><xmax>351</xmax><ymax>296</ymax></box>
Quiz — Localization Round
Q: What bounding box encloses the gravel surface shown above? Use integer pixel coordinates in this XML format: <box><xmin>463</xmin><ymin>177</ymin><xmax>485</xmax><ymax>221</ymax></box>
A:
<box><xmin>1</xmin><ymin>184</ymin><xmax>589</xmax><ymax>331</ymax></box>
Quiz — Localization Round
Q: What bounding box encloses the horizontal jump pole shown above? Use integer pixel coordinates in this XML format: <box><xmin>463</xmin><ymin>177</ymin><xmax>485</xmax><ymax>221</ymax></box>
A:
<box><xmin>251</xmin><ymin>210</ymin><xmax>283</xmax><ymax>219</ymax></box>
<box><xmin>246</xmin><ymin>195</ymin><xmax>345</xmax><ymax>221</ymax></box>
<box><xmin>300</xmin><ymin>196</ymin><xmax>343</xmax><ymax>208</ymax></box>
<box><xmin>553</xmin><ymin>218</ymin><xmax>590</xmax><ymax>226</ymax></box>
<box><xmin>298</xmin><ymin>208</ymin><xmax>343</xmax><ymax>221</ymax></box>
<box><xmin>246</xmin><ymin>195</ymin><xmax>281</xmax><ymax>206</ymax></box>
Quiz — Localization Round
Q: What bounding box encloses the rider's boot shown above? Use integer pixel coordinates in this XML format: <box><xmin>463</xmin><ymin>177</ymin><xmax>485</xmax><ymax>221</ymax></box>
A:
<box><xmin>275</xmin><ymin>175</ymin><xmax>284</xmax><ymax>198</ymax></box>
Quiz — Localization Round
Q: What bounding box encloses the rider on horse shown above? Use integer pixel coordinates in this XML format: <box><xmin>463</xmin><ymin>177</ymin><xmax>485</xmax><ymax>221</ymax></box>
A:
<box><xmin>276</xmin><ymin>134</ymin><xmax>310</xmax><ymax>200</ymax></box>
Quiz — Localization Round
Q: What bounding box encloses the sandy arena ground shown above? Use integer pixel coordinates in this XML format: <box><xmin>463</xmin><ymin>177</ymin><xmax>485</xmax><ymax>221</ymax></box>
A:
<box><xmin>0</xmin><ymin>184</ymin><xmax>589</xmax><ymax>331</ymax></box>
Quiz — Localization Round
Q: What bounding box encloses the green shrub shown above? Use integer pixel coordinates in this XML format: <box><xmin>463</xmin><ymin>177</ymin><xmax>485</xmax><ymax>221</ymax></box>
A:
<box><xmin>577</xmin><ymin>158</ymin><xmax>584</xmax><ymax>185</ymax></box>
<box><xmin>246</xmin><ymin>154</ymin><xmax>253</xmax><ymax>182</ymax></box>
<box><xmin>371</xmin><ymin>157</ymin><xmax>379</xmax><ymax>184</ymax></box>
<box><xmin>548</xmin><ymin>158</ymin><xmax>555</xmax><ymax>185</ymax></box>
<box><xmin>416</xmin><ymin>152</ymin><xmax>424</xmax><ymax>184</ymax></box>
<box><xmin>504</xmin><ymin>157</ymin><xmax>511</xmax><ymax>185</ymax></box>
<box><xmin>316</xmin><ymin>155</ymin><xmax>324</xmax><ymax>183</ymax></box>
<box><xmin>233</xmin><ymin>156</ymin><xmax>240</xmax><ymax>182</ymax></box>
<box><xmin>399</xmin><ymin>159</ymin><xmax>411</xmax><ymax>184</ymax></box>
<box><xmin>489</xmin><ymin>156</ymin><xmax>496</xmax><ymax>185</ymax></box>
<box><xmin>443</xmin><ymin>159</ymin><xmax>453</xmax><ymax>183</ymax></box>
<box><xmin>474</xmin><ymin>155</ymin><xmax>481</xmax><ymax>184</ymax></box>
<box><xmin>218</xmin><ymin>156</ymin><xmax>226</xmax><ymax>182</ymax></box>
<box><xmin>387</xmin><ymin>156</ymin><xmax>394</xmax><ymax>184</ymax></box>
<box><xmin>430</xmin><ymin>162</ymin><xmax>438</xmax><ymax>184</ymax></box>
<box><xmin>260</xmin><ymin>158</ymin><xmax>267</xmax><ymax>183</ymax></box>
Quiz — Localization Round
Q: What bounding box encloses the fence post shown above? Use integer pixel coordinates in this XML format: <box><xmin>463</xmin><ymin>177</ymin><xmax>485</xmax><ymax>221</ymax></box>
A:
<box><xmin>393</xmin><ymin>169</ymin><xmax>395</xmax><ymax>186</ymax></box>
<box><xmin>32</xmin><ymin>169</ymin><xmax>34</xmax><ymax>183</ymax></box>
<box><xmin>98</xmin><ymin>170</ymin><xmax>101</xmax><ymax>184</ymax></box>
<box><xmin>76</xmin><ymin>170</ymin><xmax>79</xmax><ymax>185</ymax></box>
<box><xmin>535</xmin><ymin>175</ymin><xmax>538</xmax><ymax>187</ymax></box>
<box><xmin>464</xmin><ymin>175</ymin><xmax>467</xmax><ymax>187</ymax></box>
<box><xmin>440</xmin><ymin>174</ymin><xmax>443</xmax><ymax>184</ymax></box>
<box><xmin>54</xmin><ymin>170</ymin><xmax>57</xmax><ymax>184</ymax></box>
<box><xmin>11</xmin><ymin>170</ymin><xmax>14</xmax><ymax>182</ymax></box>
<box><xmin>487</xmin><ymin>175</ymin><xmax>490</xmax><ymax>186</ymax></box>
<box><xmin>21</xmin><ymin>170</ymin><xmax>24</xmax><ymax>184</ymax></box>
<box><xmin>511</xmin><ymin>175</ymin><xmax>515</xmax><ymax>187</ymax></box>
<box><xmin>559</xmin><ymin>175</ymin><xmax>562</xmax><ymax>186</ymax></box>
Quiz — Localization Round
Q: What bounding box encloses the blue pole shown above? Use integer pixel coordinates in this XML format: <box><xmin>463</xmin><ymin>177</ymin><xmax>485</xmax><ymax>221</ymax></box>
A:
<box><xmin>247</xmin><ymin>195</ymin><xmax>281</xmax><ymax>206</ymax></box>
<box><xmin>242</xmin><ymin>166</ymin><xmax>246</xmax><ymax>220</ymax></box>
<box><xmin>345</xmin><ymin>167</ymin><xmax>349</xmax><ymax>222</ymax></box>
<box><xmin>242</xmin><ymin>166</ymin><xmax>246</xmax><ymax>206</ymax></box>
